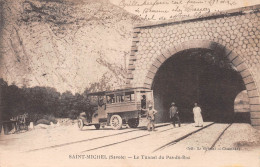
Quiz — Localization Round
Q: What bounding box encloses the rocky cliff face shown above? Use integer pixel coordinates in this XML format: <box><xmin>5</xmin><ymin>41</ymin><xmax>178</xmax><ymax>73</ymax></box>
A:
<box><xmin>0</xmin><ymin>0</ymin><xmax>144</xmax><ymax>93</ymax></box>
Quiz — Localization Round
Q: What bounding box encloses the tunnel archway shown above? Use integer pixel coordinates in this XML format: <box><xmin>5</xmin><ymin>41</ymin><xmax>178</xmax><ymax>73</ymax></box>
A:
<box><xmin>152</xmin><ymin>49</ymin><xmax>247</xmax><ymax>123</ymax></box>
<box><xmin>144</xmin><ymin>40</ymin><xmax>259</xmax><ymax>124</ymax></box>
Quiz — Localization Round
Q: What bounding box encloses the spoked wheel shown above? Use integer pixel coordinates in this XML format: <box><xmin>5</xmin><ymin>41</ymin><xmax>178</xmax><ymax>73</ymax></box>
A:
<box><xmin>94</xmin><ymin>124</ymin><xmax>100</xmax><ymax>130</ymax></box>
<box><xmin>128</xmin><ymin>118</ymin><xmax>139</xmax><ymax>128</ymax></box>
<box><xmin>78</xmin><ymin>119</ymin><xmax>84</xmax><ymax>130</ymax></box>
<box><xmin>110</xmin><ymin>115</ymin><xmax>123</xmax><ymax>130</ymax></box>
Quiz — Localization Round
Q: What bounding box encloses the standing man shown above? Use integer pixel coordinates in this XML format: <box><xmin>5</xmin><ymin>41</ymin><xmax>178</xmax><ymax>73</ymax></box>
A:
<box><xmin>169</xmin><ymin>102</ymin><xmax>181</xmax><ymax>127</ymax></box>
<box><xmin>146</xmin><ymin>104</ymin><xmax>158</xmax><ymax>131</ymax></box>
<box><xmin>141</xmin><ymin>95</ymin><xmax>146</xmax><ymax>109</ymax></box>
<box><xmin>193</xmin><ymin>103</ymin><xmax>204</xmax><ymax>127</ymax></box>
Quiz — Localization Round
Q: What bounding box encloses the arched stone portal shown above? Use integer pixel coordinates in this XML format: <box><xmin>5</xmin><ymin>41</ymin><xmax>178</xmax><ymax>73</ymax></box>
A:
<box><xmin>126</xmin><ymin>6</ymin><xmax>260</xmax><ymax>128</ymax></box>
<box><xmin>148</xmin><ymin>42</ymin><xmax>256</xmax><ymax>123</ymax></box>
<box><xmin>135</xmin><ymin>40</ymin><xmax>260</xmax><ymax>128</ymax></box>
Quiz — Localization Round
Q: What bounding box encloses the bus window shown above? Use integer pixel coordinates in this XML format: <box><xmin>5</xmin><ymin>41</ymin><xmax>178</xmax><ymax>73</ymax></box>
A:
<box><xmin>111</xmin><ymin>95</ymin><xmax>115</xmax><ymax>103</ymax></box>
<box><xmin>106</xmin><ymin>95</ymin><xmax>111</xmax><ymax>104</ymax></box>
<box><xmin>98</xmin><ymin>97</ymin><xmax>105</xmax><ymax>107</ymax></box>
<box><xmin>125</xmin><ymin>94</ymin><xmax>131</xmax><ymax>102</ymax></box>
<box><xmin>116</xmin><ymin>95</ymin><xmax>125</xmax><ymax>103</ymax></box>
<box><xmin>125</xmin><ymin>91</ymin><xmax>135</xmax><ymax>102</ymax></box>
<box><xmin>131</xmin><ymin>93</ymin><xmax>135</xmax><ymax>101</ymax></box>
<box><xmin>136</xmin><ymin>92</ymin><xmax>140</xmax><ymax>101</ymax></box>
<box><xmin>106</xmin><ymin>94</ymin><xmax>115</xmax><ymax>104</ymax></box>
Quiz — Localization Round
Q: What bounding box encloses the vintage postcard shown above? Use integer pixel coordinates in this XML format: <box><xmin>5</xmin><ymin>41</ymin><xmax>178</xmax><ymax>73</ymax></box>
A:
<box><xmin>0</xmin><ymin>0</ymin><xmax>260</xmax><ymax>166</ymax></box>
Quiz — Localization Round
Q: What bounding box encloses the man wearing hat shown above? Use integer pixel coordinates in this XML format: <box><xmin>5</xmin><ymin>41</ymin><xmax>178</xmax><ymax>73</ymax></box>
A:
<box><xmin>169</xmin><ymin>102</ymin><xmax>181</xmax><ymax>127</ymax></box>
<box><xmin>146</xmin><ymin>104</ymin><xmax>158</xmax><ymax>131</ymax></box>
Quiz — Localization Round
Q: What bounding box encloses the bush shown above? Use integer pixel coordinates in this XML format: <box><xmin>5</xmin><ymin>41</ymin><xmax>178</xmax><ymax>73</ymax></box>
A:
<box><xmin>36</xmin><ymin>119</ymin><xmax>51</xmax><ymax>125</ymax></box>
<box><xmin>43</xmin><ymin>115</ymin><xmax>57</xmax><ymax>124</ymax></box>
<box><xmin>1</xmin><ymin>78</ymin><xmax>96</xmax><ymax>122</ymax></box>
<box><xmin>27</xmin><ymin>113</ymin><xmax>43</xmax><ymax>123</ymax></box>
<box><xmin>68</xmin><ymin>109</ymin><xmax>80</xmax><ymax>119</ymax></box>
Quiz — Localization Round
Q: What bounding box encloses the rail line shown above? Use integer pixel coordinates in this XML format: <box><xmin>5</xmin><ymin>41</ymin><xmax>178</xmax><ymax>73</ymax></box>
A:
<box><xmin>206</xmin><ymin>123</ymin><xmax>233</xmax><ymax>152</ymax></box>
<box><xmin>80</xmin><ymin>123</ymin><xmax>192</xmax><ymax>153</ymax></box>
<box><xmin>153</xmin><ymin>123</ymin><xmax>233</xmax><ymax>153</ymax></box>
<box><xmin>25</xmin><ymin>123</ymin><xmax>171</xmax><ymax>153</ymax></box>
<box><xmin>26</xmin><ymin>122</ymin><xmax>234</xmax><ymax>154</ymax></box>
<box><xmin>81</xmin><ymin>133</ymin><xmax>150</xmax><ymax>153</ymax></box>
<box><xmin>153</xmin><ymin>122</ymin><xmax>216</xmax><ymax>152</ymax></box>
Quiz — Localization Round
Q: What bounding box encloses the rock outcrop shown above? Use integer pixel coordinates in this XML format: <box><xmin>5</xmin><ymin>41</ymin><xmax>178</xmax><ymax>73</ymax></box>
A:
<box><xmin>0</xmin><ymin>0</ymin><xmax>144</xmax><ymax>93</ymax></box>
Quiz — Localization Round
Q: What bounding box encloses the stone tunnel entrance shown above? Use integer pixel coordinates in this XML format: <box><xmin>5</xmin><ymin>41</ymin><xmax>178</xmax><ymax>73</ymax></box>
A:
<box><xmin>152</xmin><ymin>48</ymin><xmax>250</xmax><ymax>124</ymax></box>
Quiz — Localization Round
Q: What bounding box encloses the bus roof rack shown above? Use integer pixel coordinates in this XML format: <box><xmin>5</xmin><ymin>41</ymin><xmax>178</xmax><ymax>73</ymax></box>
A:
<box><xmin>87</xmin><ymin>87</ymin><xmax>151</xmax><ymax>96</ymax></box>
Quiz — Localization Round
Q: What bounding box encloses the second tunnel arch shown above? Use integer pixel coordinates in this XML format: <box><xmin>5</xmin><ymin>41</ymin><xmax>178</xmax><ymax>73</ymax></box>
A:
<box><xmin>142</xmin><ymin>40</ymin><xmax>259</xmax><ymax>124</ymax></box>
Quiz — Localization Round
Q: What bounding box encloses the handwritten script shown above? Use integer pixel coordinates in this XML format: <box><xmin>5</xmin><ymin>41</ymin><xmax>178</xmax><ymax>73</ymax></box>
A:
<box><xmin>117</xmin><ymin>0</ymin><xmax>238</xmax><ymax>21</ymax></box>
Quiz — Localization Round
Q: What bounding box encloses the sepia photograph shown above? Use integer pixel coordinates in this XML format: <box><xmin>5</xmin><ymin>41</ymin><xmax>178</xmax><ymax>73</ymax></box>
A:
<box><xmin>0</xmin><ymin>0</ymin><xmax>260</xmax><ymax>166</ymax></box>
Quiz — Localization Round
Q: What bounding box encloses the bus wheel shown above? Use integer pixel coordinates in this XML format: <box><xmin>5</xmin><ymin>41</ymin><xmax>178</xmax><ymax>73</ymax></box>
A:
<box><xmin>110</xmin><ymin>115</ymin><xmax>123</xmax><ymax>130</ymax></box>
<box><xmin>94</xmin><ymin>124</ymin><xmax>100</xmax><ymax>130</ymax></box>
<box><xmin>128</xmin><ymin>118</ymin><xmax>139</xmax><ymax>128</ymax></box>
<box><xmin>78</xmin><ymin>119</ymin><xmax>84</xmax><ymax>130</ymax></box>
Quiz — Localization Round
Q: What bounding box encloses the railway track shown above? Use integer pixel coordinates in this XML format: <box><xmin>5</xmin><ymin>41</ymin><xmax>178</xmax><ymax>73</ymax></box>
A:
<box><xmin>25</xmin><ymin>123</ymin><xmax>172</xmax><ymax>153</ymax></box>
<box><xmin>206</xmin><ymin>123</ymin><xmax>233</xmax><ymax>152</ymax></box>
<box><xmin>80</xmin><ymin>123</ymin><xmax>192</xmax><ymax>153</ymax></box>
<box><xmin>153</xmin><ymin>123</ymin><xmax>233</xmax><ymax>153</ymax></box>
<box><xmin>26</xmin><ymin>122</ymin><xmax>230</xmax><ymax>154</ymax></box>
<box><xmin>153</xmin><ymin>122</ymin><xmax>215</xmax><ymax>152</ymax></box>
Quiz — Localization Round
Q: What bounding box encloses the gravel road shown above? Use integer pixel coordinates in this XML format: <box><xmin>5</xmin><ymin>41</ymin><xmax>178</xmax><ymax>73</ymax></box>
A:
<box><xmin>0</xmin><ymin>122</ymin><xmax>259</xmax><ymax>167</ymax></box>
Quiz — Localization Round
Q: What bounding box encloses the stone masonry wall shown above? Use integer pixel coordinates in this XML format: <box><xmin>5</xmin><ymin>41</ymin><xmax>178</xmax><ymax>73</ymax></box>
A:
<box><xmin>126</xmin><ymin>5</ymin><xmax>260</xmax><ymax>128</ymax></box>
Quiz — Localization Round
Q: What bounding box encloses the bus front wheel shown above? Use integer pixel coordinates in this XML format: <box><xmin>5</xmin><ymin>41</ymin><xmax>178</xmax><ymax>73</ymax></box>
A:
<box><xmin>94</xmin><ymin>124</ymin><xmax>100</xmax><ymax>130</ymax></box>
<box><xmin>110</xmin><ymin>115</ymin><xmax>123</xmax><ymax>130</ymax></box>
<box><xmin>128</xmin><ymin>118</ymin><xmax>139</xmax><ymax>128</ymax></box>
<box><xmin>78</xmin><ymin>119</ymin><xmax>84</xmax><ymax>130</ymax></box>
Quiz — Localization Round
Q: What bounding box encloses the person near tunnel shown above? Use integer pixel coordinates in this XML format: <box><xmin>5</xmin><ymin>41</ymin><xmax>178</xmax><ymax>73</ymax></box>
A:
<box><xmin>146</xmin><ymin>104</ymin><xmax>158</xmax><ymax>131</ymax></box>
<box><xmin>169</xmin><ymin>102</ymin><xmax>181</xmax><ymax>127</ymax></box>
<box><xmin>193</xmin><ymin>103</ymin><xmax>204</xmax><ymax>127</ymax></box>
<box><xmin>141</xmin><ymin>95</ymin><xmax>146</xmax><ymax>109</ymax></box>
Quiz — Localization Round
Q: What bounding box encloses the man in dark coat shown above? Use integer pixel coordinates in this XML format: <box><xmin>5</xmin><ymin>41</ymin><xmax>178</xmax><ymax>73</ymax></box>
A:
<box><xmin>169</xmin><ymin>102</ymin><xmax>181</xmax><ymax>127</ymax></box>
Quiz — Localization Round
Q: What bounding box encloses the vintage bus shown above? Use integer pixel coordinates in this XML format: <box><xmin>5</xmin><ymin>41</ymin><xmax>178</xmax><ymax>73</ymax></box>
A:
<box><xmin>77</xmin><ymin>87</ymin><xmax>154</xmax><ymax>130</ymax></box>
